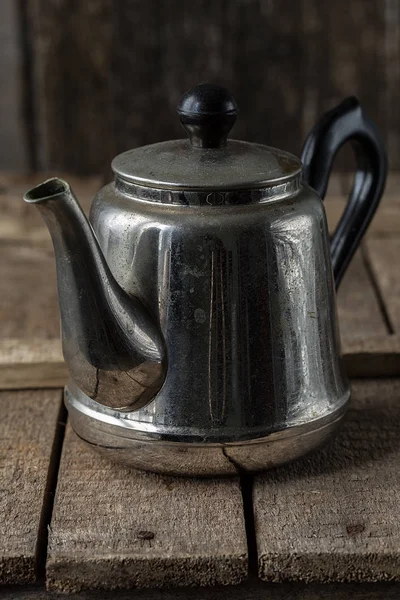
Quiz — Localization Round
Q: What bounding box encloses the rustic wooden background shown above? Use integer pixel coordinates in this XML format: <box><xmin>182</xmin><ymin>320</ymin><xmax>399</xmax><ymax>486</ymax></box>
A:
<box><xmin>1</xmin><ymin>0</ymin><xmax>399</xmax><ymax>174</ymax></box>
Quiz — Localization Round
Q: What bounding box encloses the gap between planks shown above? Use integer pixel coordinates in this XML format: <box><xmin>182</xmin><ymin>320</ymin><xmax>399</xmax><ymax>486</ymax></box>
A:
<box><xmin>0</xmin><ymin>389</ymin><xmax>65</xmax><ymax>585</ymax></box>
<box><xmin>6</xmin><ymin>381</ymin><xmax>399</xmax><ymax>589</ymax></box>
<box><xmin>253</xmin><ymin>379</ymin><xmax>400</xmax><ymax>583</ymax></box>
<box><xmin>35</xmin><ymin>397</ymin><xmax>68</xmax><ymax>582</ymax></box>
<box><xmin>1</xmin><ymin>172</ymin><xmax>398</xmax><ymax>591</ymax></box>
<box><xmin>46</xmin><ymin>424</ymin><xmax>248</xmax><ymax>591</ymax></box>
<box><xmin>360</xmin><ymin>244</ymin><xmax>394</xmax><ymax>335</ymax></box>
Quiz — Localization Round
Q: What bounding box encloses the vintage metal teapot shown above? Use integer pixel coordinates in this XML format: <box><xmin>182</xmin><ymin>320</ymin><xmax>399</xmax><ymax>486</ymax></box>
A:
<box><xmin>24</xmin><ymin>84</ymin><xmax>387</xmax><ymax>476</ymax></box>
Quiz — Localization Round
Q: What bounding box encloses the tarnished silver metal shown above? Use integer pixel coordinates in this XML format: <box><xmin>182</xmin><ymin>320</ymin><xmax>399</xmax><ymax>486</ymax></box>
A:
<box><xmin>115</xmin><ymin>171</ymin><xmax>302</xmax><ymax>206</ymax></box>
<box><xmin>23</xmin><ymin>84</ymin><xmax>357</xmax><ymax>476</ymax></box>
<box><xmin>66</xmin><ymin>383</ymin><xmax>347</xmax><ymax>476</ymax></box>
<box><xmin>24</xmin><ymin>179</ymin><xmax>167</xmax><ymax>410</ymax></box>
<box><xmin>112</xmin><ymin>140</ymin><xmax>302</xmax><ymax>191</ymax></box>
<box><xmin>24</xmin><ymin>176</ymin><xmax>350</xmax><ymax>473</ymax></box>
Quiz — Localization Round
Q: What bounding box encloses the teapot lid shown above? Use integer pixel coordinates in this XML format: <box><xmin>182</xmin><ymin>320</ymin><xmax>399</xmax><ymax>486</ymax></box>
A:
<box><xmin>112</xmin><ymin>84</ymin><xmax>302</xmax><ymax>201</ymax></box>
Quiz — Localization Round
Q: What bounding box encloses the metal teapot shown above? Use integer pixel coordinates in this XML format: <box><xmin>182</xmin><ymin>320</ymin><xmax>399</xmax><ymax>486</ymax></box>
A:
<box><xmin>24</xmin><ymin>84</ymin><xmax>387</xmax><ymax>476</ymax></box>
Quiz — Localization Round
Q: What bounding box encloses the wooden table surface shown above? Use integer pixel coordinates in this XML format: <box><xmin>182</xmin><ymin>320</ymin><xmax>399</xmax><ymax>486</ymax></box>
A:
<box><xmin>1</xmin><ymin>173</ymin><xmax>400</xmax><ymax>599</ymax></box>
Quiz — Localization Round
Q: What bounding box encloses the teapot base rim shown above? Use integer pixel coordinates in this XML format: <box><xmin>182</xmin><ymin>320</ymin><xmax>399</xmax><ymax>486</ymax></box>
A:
<box><xmin>66</xmin><ymin>390</ymin><xmax>349</xmax><ymax>477</ymax></box>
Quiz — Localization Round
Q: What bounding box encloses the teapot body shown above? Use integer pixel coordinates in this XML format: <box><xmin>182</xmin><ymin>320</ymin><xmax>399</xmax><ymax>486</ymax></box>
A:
<box><xmin>66</xmin><ymin>178</ymin><xmax>350</xmax><ymax>474</ymax></box>
<box><xmin>27</xmin><ymin>84</ymin><xmax>385</xmax><ymax>476</ymax></box>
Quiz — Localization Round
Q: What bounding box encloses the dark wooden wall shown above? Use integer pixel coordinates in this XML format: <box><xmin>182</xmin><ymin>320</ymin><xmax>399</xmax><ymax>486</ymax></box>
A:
<box><xmin>2</xmin><ymin>0</ymin><xmax>400</xmax><ymax>174</ymax></box>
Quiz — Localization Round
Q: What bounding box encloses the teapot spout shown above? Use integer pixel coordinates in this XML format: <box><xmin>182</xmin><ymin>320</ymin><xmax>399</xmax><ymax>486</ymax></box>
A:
<box><xmin>24</xmin><ymin>178</ymin><xmax>166</xmax><ymax>410</ymax></box>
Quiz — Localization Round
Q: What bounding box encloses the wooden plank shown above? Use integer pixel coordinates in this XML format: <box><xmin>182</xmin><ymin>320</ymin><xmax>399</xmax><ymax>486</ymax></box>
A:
<box><xmin>0</xmin><ymin>241</ymin><xmax>59</xmax><ymax>339</ymax></box>
<box><xmin>323</xmin><ymin>191</ymin><xmax>394</xmax><ymax>346</ymax></box>
<box><xmin>0</xmin><ymin>173</ymin><xmax>101</xmax><ymax>244</ymax></box>
<box><xmin>324</xmin><ymin>191</ymin><xmax>389</xmax><ymax>345</ymax></box>
<box><xmin>0</xmin><ymin>175</ymin><xmax>362</xmax><ymax>244</ymax></box>
<box><xmin>0</xmin><ymin>339</ymin><xmax>66</xmax><ymax>389</ymax></box>
<box><xmin>2</xmin><ymin>582</ymin><xmax>400</xmax><ymax>600</ymax></box>
<box><xmin>366</xmin><ymin>239</ymin><xmax>400</xmax><ymax>332</ymax></box>
<box><xmin>111</xmin><ymin>1</ymin><xmax>310</xmax><ymax>158</ymax></box>
<box><xmin>0</xmin><ymin>179</ymin><xmax>392</xmax><ymax>389</ymax></box>
<box><xmin>2</xmin><ymin>334</ymin><xmax>400</xmax><ymax>391</ymax></box>
<box><xmin>382</xmin><ymin>0</ymin><xmax>400</xmax><ymax>166</ymax></box>
<box><xmin>0</xmin><ymin>389</ymin><xmax>63</xmax><ymax>584</ymax></box>
<box><xmin>0</xmin><ymin>174</ymin><xmax>387</xmax><ymax>346</ymax></box>
<box><xmin>0</xmin><ymin>175</ymin><xmax>391</xmax><ymax>383</ymax></box>
<box><xmin>14</xmin><ymin>0</ymin><xmax>397</xmax><ymax>173</ymax></box>
<box><xmin>8</xmin><ymin>189</ymin><xmax>399</xmax><ymax>247</ymax></box>
<box><xmin>0</xmin><ymin>175</ymin><xmax>101</xmax><ymax>340</ymax></box>
<box><xmin>343</xmin><ymin>334</ymin><xmax>400</xmax><ymax>378</ymax></box>
<box><xmin>46</xmin><ymin>425</ymin><xmax>247</xmax><ymax>592</ymax></box>
<box><xmin>0</xmin><ymin>1</ymin><xmax>29</xmax><ymax>170</ymax></box>
<box><xmin>300</xmin><ymin>0</ymin><xmax>390</xmax><ymax>170</ymax></box>
<box><xmin>110</xmin><ymin>1</ymin><xmax>392</xmax><ymax>170</ymax></box>
<box><xmin>254</xmin><ymin>378</ymin><xmax>400</xmax><ymax>583</ymax></box>
<box><xmin>382</xmin><ymin>173</ymin><xmax>400</xmax><ymax>196</ymax></box>
<box><xmin>26</xmin><ymin>1</ymin><xmax>113</xmax><ymax>174</ymax></box>
<box><xmin>326</xmin><ymin>196</ymin><xmax>400</xmax><ymax>238</ymax></box>
<box><xmin>337</xmin><ymin>250</ymin><xmax>388</xmax><ymax>345</ymax></box>
<box><xmin>0</xmin><ymin>180</ymin><xmax>394</xmax><ymax>246</ymax></box>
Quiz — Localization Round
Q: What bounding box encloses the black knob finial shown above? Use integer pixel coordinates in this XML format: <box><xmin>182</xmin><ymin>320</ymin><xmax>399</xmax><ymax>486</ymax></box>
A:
<box><xmin>177</xmin><ymin>83</ymin><xmax>238</xmax><ymax>148</ymax></box>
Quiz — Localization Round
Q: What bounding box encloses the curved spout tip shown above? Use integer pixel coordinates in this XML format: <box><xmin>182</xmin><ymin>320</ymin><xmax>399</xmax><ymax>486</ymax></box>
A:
<box><xmin>24</xmin><ymin>175</ymin><xmax>167</xmax><ymax>410</ymax></box>
<box><xmin>24</xmin><ymin>177</ymin><xmax>70</xmax><ymax>204</ymax></box>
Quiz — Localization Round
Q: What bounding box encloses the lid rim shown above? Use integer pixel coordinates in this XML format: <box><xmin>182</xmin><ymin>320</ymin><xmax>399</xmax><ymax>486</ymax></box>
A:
<box><xmin>112</xmin><ymin>139</ymin><xmax>303</xmax><ymax>192</ymax></box>
<box><xmin>114</xmin><ymin>173</ymin><xmax>303</xmax><ymax>206</ymax></box>
<box><xmin>114</xmin><ymin>170</ymin><xmax>302</xmax><ymax>192</ymax></box>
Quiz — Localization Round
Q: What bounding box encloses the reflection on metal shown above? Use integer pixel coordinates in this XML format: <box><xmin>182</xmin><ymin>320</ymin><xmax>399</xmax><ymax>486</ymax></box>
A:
<box><xmin>24</xmin><ymin>165</ymin><xmax>351</xmax><ymax>474</ymax></box>
<box><xmin>67</xmin><ymin>385</ymin><xmax>347</xmax><ymax>476</ymax></box>
<box><xmin>21</xmin><ymin>84</ymin><xmax>388</xmax><ymax>475</ymax></box>
<box><xmin>25</xmin><ymin>172</ymin><xmax>352</xmax><ymax>473</ymax></box>
<box><xmin>24</xmin><ymin>178</ymin><xmax>166</xmax><ymax>411</ymax></box>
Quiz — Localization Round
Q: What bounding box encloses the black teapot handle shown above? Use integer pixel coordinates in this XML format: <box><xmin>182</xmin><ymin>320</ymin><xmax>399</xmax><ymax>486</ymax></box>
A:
<box><xmin>301</xmin><ymin>97</ymin><xmax>388</xmax><ymax>288</ymax></box>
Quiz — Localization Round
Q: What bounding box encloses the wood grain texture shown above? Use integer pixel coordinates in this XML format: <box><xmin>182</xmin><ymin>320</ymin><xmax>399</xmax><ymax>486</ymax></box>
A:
<box><xmin>112</xmin><ymin>0</ymin><xmax>305</xmax><ymax>154</ymax></box>
<box><xmin>382</xmin><ymin>173</ymin><xmax>400</xmax><ymax>195</ymax></box>
<box><xmin>0</xmin><ymin>173</ymin><xmax>101</xmax><ymax>244</ymax></box>
<box><xmin>0</xmin><ymin>0</ymin><xmax>29</xmax><ymax>170</ymax></box>
<box><xmin>0</xmin><ymin>389</ymin><xmax>62</xmax><ymax>584</ymax></box>
<box><xmin>3</xmin><ymin>332</ymin><xmax>400</xmax><ymax>391</ymax></box>
<box><xmin>326</xmin><ymin>196</ymin><xmax>400</xmax><ymax>237</ymax></box>
<box><xmin>1</xmin><ymin>1</ymin><xmax>398</xmax><ymax>172</ymax></box>
<box><xmin>366</xmin><ymin>238</ymin><xmax>400</xmax><ymax>332</ymax></box>
<box><xmin>26</xmin><ymin>0</ymin><xmax>113</xmax><ymax>174</ymax></box>
<box><xmin>109</xmin><ymin>1</ymin><xmax>395</xmax><ymax>171</ymax></box>
<box><xmin>46</xmin><ymin>426</ymin><xmax>247</xmax><ymax>592</ymax></box>
<box><xmin>0</xmin><ymin>174</ymin><xmax>351</xmax><ymax>241</ymax></box>
<box><xmin>2</xmin><ymin>333</ymin><xmax>400</xmax><ymax>391</ymax></box>
<box><xmin>3</xmin><ymin>582</ymin><xmax>400</xmax><ymax>600</ymax></box>
<box><xmin>0</xmin><ymin>175</ymin><xmax>101</xmax><ymax>340</ymax></box>
<box><xmin>0</xmin><ymin>241</ymin><xmax>59</xmax><ymax>339</ymax></box>
<box><xmin>382</xmin><ymin>0</ymin><xmax>400</xmax><ymax>166</ymax></box>
<box><xmin>0</xmin><ymin>339</ymin><xmax>66</xmax><ymax>389</ymax></box>
<box><xmin>0</xmin><ymin>173</ymin><xmax>387</xmax><ymax>344</ymax></box>
<box><xmin>254</xmin><ymin>379</ymin><xmax>400</xmax><ymax>583</ymax></box>
<box><xmin>343</xmin><ymin>334</ymin><xmax>400</xmax><ymax>378</ymax></box>
<box><xmin>337</xmin><ymin>250</ymin><xmax>388</xmax><ymax>344</ymax></box>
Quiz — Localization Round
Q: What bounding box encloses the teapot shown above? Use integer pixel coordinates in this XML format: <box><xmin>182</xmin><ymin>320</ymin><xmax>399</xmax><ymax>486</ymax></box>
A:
<box><xmin>24</xmin><ymin>84</ymin><xmax>387</xmax><ymax>476</ymax></box>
